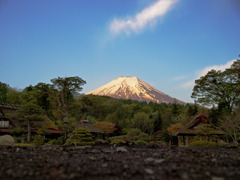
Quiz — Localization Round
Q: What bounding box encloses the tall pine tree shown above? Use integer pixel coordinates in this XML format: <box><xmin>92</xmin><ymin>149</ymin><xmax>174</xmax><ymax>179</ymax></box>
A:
<box><xmin>154</xmin><ymin>111</ymin><xmax>163</xmax><ymax>132</ymax></box>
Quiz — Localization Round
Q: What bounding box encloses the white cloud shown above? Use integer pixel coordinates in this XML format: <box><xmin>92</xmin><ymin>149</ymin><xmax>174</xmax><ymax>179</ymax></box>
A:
<box><xmin>196</xmin><ymin>60</ymin><xmax>235</xmax><ymax>78</ymax></box>
<box><xmin>181</xmin><ymin>80</ymin><xmax>195</xmax><ymax>89</ymax></box>
<box><xmin>110</xmin><ymin>0</ymin><xmax>178</xmax><ymax>35</ymax></box>
<box><xmin>180</xmin><ymin>60</ymin><xmax>236</xmax><ymax>89</ymax></box>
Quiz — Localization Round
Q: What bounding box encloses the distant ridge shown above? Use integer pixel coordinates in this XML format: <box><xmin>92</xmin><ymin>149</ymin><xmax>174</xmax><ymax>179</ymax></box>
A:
<box><xmin>86</xmin><ymin>76</ymin><xmax>185</xmax><ymax>104</ymax></box>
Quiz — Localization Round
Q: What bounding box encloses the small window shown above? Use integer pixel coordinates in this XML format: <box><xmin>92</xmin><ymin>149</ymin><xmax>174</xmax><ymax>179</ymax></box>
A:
<box><xmin>0</xmin><ymin>121</ymin><xmax>9</xmax><ymax>128</ymax></box>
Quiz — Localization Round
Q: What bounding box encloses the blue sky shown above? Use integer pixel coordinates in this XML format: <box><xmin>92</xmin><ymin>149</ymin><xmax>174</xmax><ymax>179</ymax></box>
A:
<box><xmin>1</xmin><ymin>0</ymin><xmax>240</xmax><ymax>103</ymax></box>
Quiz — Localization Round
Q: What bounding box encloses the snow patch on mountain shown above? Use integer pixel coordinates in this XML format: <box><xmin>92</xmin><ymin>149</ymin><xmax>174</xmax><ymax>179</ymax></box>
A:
<box><xmin>86</xmin><ymin>76</ymin><xmax>185</xmax><ymax>104</ymax></box>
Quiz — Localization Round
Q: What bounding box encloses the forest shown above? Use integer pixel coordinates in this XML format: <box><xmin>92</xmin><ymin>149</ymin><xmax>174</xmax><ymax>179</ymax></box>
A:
<box><xmin>0</xmin><ymin>59</ymin><xmax>239</xmax><ymax>146</ymax></box>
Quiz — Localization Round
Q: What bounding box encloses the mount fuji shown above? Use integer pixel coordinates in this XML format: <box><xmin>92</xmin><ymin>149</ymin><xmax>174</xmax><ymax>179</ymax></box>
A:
<box><xmin>86</xmin><ymin>76</ymin><xmax>185</xmax><ymax>104</ymax></box>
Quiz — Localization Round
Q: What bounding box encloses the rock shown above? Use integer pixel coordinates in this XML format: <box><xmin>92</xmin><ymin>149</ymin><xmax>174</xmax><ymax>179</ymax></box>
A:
<box><xmin>88</xmin><ymin>156</ymin><xmax>97</xmax><ymax>161</ymax></box>
<box><xmin>154</xmin><ymin>159</ymin><xmax>165</xmax><ymax>164</ymax></box>
<box><xmin>145</xmin><ymin>157</ymin><xmax>164</xmax><ymax>163</ymax></box>
<box><xmin>0</xmin><ymin>135</ymin><xmax>15</xmax><ymax>146</ymax></box>
<box><xmin>145</xmin><ymin>168</ymin><xmax>154</xmax><ymax>175</ymax></box>
<box><xmin>116</xmin><ymin>147</ymin><xmax>128</xmax><ymax>152</ymax></box>
<box><xmin>212</xmin><ymin>176</ymin><xmax>225</xmax><ymax>180</ymax></box>
<box><xmin>144</xmin><ymin>157</ymin><xmax>155</xmax><ymax>163</ymax></box>
<box><xmin>181</xmin><ymin>172</ymin><xmax>189</xmax><ymax>180</ymax></box>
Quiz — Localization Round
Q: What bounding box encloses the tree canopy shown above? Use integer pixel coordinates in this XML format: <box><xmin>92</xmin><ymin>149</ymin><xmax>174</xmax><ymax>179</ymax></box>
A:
<box><xmin>51</xmin><ymin>76</ymin><xmax>86</xmax><ymax>120</ymax></box>
<box><xmin>0</xmin><ymin>82</ymin><xmax>8</xmax><ymax>103</ymax></box>
<box><xmin>192</xmin><ymin>60</ymin><xmax>240</xmax><ymax>112</ymax></box>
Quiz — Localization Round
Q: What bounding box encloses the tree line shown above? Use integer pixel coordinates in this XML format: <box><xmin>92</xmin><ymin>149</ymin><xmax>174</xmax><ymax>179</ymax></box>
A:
<box><xmin>0</xmin><ymin>76</ymin><xmax>202</xmax><ymax>141</ymax></box>
<box><xmin>0</xmin><ymin>57</ymin><xmax>239</xmax><ymax>143</ymax></box>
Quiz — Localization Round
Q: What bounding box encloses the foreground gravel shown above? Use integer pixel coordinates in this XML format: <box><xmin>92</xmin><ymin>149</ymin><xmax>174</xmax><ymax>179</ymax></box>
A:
<box><xmin>0</xmin><ymin>145</ymin><xmax>240</xmax><ymax>180</ymax></box>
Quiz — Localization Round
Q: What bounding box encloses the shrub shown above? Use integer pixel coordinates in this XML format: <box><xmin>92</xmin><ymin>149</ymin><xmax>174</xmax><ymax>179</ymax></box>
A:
<box><xmin>95</xmin><ymin>138</ymin><xmax>108</xmax><ymax>145</ymax></box>
<box><xmin>110</xmin><ymin>135</ymin><xmax>134</xmax><ymax>144</ymax></box>
<box><xmin>148</xmin><ymin>141</ymin><xmax>156</xmax><ymax>148</ymax></box>
<box><xmin>127</xmin><ymin>128</ymin><xmax>142</xmax><ymax>137</ymax></box>
<box><xmin>218</xmin><ymin>142</ymin><xmax>231</xmax><ymax>147</ymax></box>
<box><xmin>134</xmin><ymin>139</ymin><xmax>148</xmax><ymax>146</ymax></box>
<box><xmin>15</xmin><ymin>143</ymin><xmax>33</xmax><ymax>147</ymax></box>
<box><xmin>137</xmin><ymin>133</ymin><xmax>149</xmax><ymax>141</ymax></box>
<box><xmin>8</xmin><ymin>128</ymin><xmax>26</xmax><ymax>134</ymax></box>
<box><xmin>13</xmin><ymin>134</ymin><xmax>27</xmax><ymax>143</ymax></box>
<box><xmin>65</xmin><ymin>128</ymin><xmax>95</xmax><ymax>146</ymax></box>
<box><xmin>147</xmin><ymin>140</ymin><xmax>169</xmax><ymax>148</ymax></box>
<box><xmin>94</xmin><ymin>122</ymin><xmax>117</xmax><ymax>136</ymax></box>
<box><xmin>47</xmin><ymin>136</ymin><xmax>65</xmax><ymax>145</ymax></box>
<box><xmin>36</xmin><ymin>128</ymin><xmax>51</xmax><ymax>135</ymax></box>
<box><xmin>32</xmin><ymin>135</ymin><xmax>45</xmax><ymax>145</ymax></box>
<box><xmin>110</xmin><ymin>139</ymin><xmax>126</xmax><ymax>145</ymax></box>
<box><xmin>190</xmin><ymin>141</ymin><xmax>217</xmax><ymax>147</ymax></box>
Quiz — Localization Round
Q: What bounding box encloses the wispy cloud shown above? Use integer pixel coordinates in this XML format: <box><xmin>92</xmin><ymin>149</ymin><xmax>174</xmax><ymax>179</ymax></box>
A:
<box><xmin>196</xmin><ymin>60</ymin><xmax>235</xmax><ymax>78</ymax></box>
<box><xmin>181</xmin><ymin>60</ymin><xmax>236</xmax><ymax>89</ymax></box>
<box><xmin>109</xmin><ymin>0</ymin><xmax>178</xmax><ymax>35</ymax></box>
<box><xmin>181</xmin><ymin>80</ymin><xmax>195</xmax><ymax>89</ymax></box>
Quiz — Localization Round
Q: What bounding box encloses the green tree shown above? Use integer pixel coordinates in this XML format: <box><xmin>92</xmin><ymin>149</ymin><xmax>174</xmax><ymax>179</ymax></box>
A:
<box><xmin>94</xmin><ymin>122</ymin><xmax>117</xmax><ymax>137</ymax></box>
<box><xmin>65</xmin><ymin>128</ymin><xmax>95</xmax><ymax>146</ymax></box>
<box><xmin>18</xmin><ymin>103</ymin><xmax>44</xmax><ymax>142</ymax></box>
<box><xmin>171</xmin><ymin>102</ymin><xmax>180</xmax><ymax>116</ymax></box>
<box><xmin>22</xmin><ymin>85</ymin><xmax>38</xmax><ymax>104</ymax></box>
<box><xmin>51</xmin><ymin>76</ymin><xmax>86</xmax><ymax>121</ymax></box>
<box><xmin>187</xmin><ymin>102</ymin><xmax>198</xmax><ymax>117</ymax></box>
<box><xmin>153</xmin><ymin>111</ymin><xmax>163</xmax><ymax>132</ymax></box>
<box><xmin>6</xmin><ymin>87</ymin><xmax>23</xmax><ymax>105</ymax></box>
<box><xmin>131</xmin><ymin>112</ymin><xmax>153</xmax><ymax>134</ymax></box>
<box><xmin>34</xmin><ymin>83</ymin><xmax>52</xmax><ymax>113</ymax></box>
<box><xmin>0</xmin><ymin>82</ymin><xmax>9</xmax><ymax>103</ymax></box>
<box><xmin>192</xmin><ymin>60</ymin><xmax>240</xmax><ymax>112</ymax></box>
<box><xmin>225</xmin><ymin>59</ymin><xmax>240</xmax><ymax>107</ymax></box>
<box><xmin>220</xmin><ymin>110</ymin><xmax>240</xmax><ymax>142</ymax></box>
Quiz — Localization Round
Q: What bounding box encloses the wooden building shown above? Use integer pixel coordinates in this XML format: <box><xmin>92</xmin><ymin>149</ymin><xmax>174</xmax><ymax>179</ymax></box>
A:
<box><xmin>76</xmin><ymin>120</ymin><xmax>104</xmax><ymax>138</ymax></box>
<box><xmin>0</xmin><ymin>103</ymin><xmax>20</xmax><ymax>135</ymax></box>
<box><xmin>176</xmin><ymin>114</ymin><xmax>225</xmax><ymax>146</ymax></box>
<box><xmin>0</xmin><ymin>103</ymin><xmax>63</xmax><ymax>138</ymax></box>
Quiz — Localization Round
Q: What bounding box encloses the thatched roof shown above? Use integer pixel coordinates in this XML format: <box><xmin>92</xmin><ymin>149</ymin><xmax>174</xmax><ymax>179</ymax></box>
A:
<box><xmin>76</xmin><ymin>120</ymin><xmax>103</xmax><ymax>133</ymax></box>
<box><xmin>176</xmin><ymin>114</ymin><xmax>225</xmax><ymax>136</ymax></box>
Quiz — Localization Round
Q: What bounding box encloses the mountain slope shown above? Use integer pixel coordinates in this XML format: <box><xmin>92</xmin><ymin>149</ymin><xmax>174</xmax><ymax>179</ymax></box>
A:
<box><xmin>86</xmin><ymin>76</ymin><xmax>185</xmax><ymax>104</ymax></box>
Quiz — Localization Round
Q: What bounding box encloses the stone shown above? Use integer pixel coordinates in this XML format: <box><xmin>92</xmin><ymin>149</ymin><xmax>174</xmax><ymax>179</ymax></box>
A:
<box><xmin>0</xmin><ymin>135</ymin><xmax>15</xmax><ymax>146</ymax></box>
<box><xmin>144</xmin><ymin>157</ymin><xmax>155</xmax><ymax>163</ymax></box>
<box><xmin>88</xmin><ymin>156</ymin><xmax>97</xmax><ymax>161</ymax></box>
<box><xmin>145</xmin><ymin>168</ymin><xmax>154</xmax><ymax>175</ymax></box>
<box><xmin>154</xmin><ymin>159</ymin><xmax>165</xmax><ymax>164</ymax></box>
<box><xmin>116</xmin><ymin>147</ymin><xmax>128</xmax><ymax>152</ymax></box>
<box><xmin>212</xmin><ymin>176</ymin><xmax>225</xmax><ymax>180</ymax></box>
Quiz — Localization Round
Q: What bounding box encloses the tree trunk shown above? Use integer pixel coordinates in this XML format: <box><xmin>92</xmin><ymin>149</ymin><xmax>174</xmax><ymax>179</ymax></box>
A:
<box><xmin>27</xmin><ymin>119</ymin><xmax>31</xmax><ymax>143</ymax></box>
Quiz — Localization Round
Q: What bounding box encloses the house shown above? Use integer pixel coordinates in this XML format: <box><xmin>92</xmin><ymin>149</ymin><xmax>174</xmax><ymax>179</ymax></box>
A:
<box><xmin>0</xmin><ymin>104</ymin><xmax>20</xmax><ymax>135</ymax></box>
<box><xmin>0</xmin><ymin>103</ymin><xmax>63</xmax><ymax>138</ymax></box>
<box><xmin>176</xmin><ymin>114</ymin><xmax>225</xmax><ymax>146</ymax></box>
<box><xmin>75</xmin><ymin>120</ymin><xmax>104</xmax><ymax>138</ymax></box>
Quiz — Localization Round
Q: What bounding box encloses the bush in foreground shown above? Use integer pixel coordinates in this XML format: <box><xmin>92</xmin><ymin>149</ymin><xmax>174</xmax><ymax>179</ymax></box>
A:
<box><xmin>134</xmin><ymin>139</ymin><xmax>148</xmax><ymax>146</ymax></box>
<box><xmin>110</xmin><ymin>139</ymin><xmax>126</xmax><ymax>145</ymax></box>
<box><xmin>32</xmin><ymin>135</ymin><xmax>45</xmax><ymax>145</ymax></box>
<box><xmin>190</xmin><ymin>141</ymin><xmax>217</xmax><ymax>147</ymax></box>
<box><xmin>47</xmin><ymin>136</ymin><xmax>65</xmax><ymax>145</ymax></box>
<box><xmin>95</xmin><ymin>138</ymin><xmax>108</xmax><ymax>145</ymax></box>
<box><xmin>65</xmin><ymin>128</ymin><xmax>95</xmax><ymax>146</ymax></box>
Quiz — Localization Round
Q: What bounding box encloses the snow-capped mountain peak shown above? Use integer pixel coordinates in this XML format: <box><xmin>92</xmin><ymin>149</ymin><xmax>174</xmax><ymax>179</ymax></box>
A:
<box><xmin>86</xmin><ymin>76</ymin><xmax>185</xmax><ymax>104</ymax></box>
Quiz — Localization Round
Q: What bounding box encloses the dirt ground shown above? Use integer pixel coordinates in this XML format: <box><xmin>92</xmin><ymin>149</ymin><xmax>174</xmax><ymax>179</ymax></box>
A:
<box><xmin>0</xmin><ymin>145</ymin><xmax>240</xmax><ymax>180</ymax></box>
